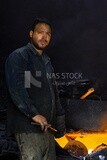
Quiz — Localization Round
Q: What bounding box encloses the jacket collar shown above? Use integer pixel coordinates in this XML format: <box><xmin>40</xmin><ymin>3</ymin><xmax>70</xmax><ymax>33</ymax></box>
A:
<box><xmin>27</xmin><ymin>42</ymin><xmax>38</xmax><ymax>56</ymax></box>
<box><xmin>27</xmin><ymin>42</ymin><xmax>50</xmax><ymax>65</ymax></box>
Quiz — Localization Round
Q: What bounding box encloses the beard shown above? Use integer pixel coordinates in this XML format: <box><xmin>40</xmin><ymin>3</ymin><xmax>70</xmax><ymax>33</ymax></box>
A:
<box><xmin>31</xmin><ymin>39</ymin><xmax>49</xmax><ymax>51</ymax></box>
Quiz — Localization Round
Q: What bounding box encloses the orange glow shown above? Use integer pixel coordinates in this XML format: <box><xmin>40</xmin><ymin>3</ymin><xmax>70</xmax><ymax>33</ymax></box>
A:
<box><xmin>55</xmin><ymin>131</ymin><xmax>107</xmax><ymax>154</ymax></box>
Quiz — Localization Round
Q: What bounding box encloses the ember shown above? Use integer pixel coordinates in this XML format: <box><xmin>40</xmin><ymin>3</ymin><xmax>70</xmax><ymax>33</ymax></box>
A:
<box><xmin>55</xmin><ymin>130</ymin><xmax>107</xmax><ymax>158</ymax></box>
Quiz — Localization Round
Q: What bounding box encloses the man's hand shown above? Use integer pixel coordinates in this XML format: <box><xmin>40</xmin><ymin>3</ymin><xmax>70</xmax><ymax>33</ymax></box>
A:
<box><xmin>32</xmin><ymin>115</ymin><xmax>51</xmax><ymax>131</ymax></box>
<box><xmin>55</xmin><ymin>115</ymin><xmax>66</xmax><ymax>138</ymax></box>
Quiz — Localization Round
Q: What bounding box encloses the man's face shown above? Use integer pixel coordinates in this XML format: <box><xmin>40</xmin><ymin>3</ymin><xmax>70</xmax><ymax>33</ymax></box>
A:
<box><xmin>30</xmin><ymin>23</ymin><xmax>52</xmax><ymax>51</ymax></box>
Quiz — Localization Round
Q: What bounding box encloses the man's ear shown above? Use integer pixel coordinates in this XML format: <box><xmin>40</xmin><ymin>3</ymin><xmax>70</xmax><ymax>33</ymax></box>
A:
<box><xmin>29</xmin><ymin>30</ymin><xmax>33</xmax><ymax>38</ymax></box>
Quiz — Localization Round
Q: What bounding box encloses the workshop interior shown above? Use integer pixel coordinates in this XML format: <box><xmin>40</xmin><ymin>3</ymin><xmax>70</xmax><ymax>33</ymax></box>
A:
<box><xmin>0</xmin><ymin>0</ymin><xmax>107</xmax><ymax>159</ymax></box>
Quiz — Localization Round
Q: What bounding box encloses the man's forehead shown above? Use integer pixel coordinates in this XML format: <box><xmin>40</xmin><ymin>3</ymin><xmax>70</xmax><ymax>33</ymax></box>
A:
<box><xmin>35</xmin><ymin>23</ymin><xmax>51</xmax><ymax>31</ymax></box>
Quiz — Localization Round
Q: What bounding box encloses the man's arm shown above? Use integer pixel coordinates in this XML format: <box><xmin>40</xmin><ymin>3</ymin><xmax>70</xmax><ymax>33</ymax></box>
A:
<box><xmin>5</xmin><ymin>52</ymin><xmax>48</xmax><ymax>130</ymax></box>
<box><xmin>54</xmin><ymin>80</ymin><xmax>66</xmax><ymax>137</ymax></box>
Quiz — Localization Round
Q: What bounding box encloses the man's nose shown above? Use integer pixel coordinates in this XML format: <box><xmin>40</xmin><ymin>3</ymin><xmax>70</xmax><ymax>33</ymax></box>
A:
<box><xmin>42</xmin><ymin>32</ymin><xmax>48</xmax><ymax>39</ymax></box>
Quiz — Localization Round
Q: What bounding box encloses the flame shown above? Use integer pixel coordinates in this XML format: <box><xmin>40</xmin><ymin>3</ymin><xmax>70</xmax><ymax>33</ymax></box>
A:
<box><xmin>55</xmin><ymin>131</ymin><xmax>107</xmax><ymax>154</ymax></box>
<box><xmin>88</xmin><ymin>149</ymin><xmax>93</xmax><ymax>154</ymax></box>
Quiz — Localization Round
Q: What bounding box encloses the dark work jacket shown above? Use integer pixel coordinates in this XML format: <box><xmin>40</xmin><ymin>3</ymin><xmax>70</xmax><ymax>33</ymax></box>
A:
<box><xmin>5</xmin><ymin>43</ymin><xmax>64</xmax><ymax>135</ymax></box>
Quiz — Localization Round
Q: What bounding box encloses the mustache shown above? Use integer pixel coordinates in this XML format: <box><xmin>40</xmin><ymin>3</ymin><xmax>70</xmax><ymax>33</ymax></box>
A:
<box><xmin>39</xmin><ymin>39</ymin><xmax>48</xmax><ymax>43</ymax></box>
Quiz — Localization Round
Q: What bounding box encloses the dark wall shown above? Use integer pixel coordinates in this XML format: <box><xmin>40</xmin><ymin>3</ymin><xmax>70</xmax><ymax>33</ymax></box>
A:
<box><xmin>1</xmin><ymin>0</ymin><xmax>107</xmax><ymax>100</ymax></box>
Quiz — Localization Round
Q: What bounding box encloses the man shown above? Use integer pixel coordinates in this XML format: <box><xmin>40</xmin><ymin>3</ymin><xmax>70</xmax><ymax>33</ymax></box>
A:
<box><xmin>5</xmin><ymin>18</ymin><xmax>66</xmax><ymax>160</ymax></box>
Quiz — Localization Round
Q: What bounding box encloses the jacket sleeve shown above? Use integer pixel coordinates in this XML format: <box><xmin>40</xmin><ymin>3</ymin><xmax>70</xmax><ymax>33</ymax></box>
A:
<box><xmin>54</xmin><ymin>79</ymin><xmax>65</xmax><ymax>116</ymax></box>
<box><xmin>5</xmin><ymin>51</ymin><xmax>39</xmax><ymax>119</ymax></box>
<box><xmin>54</xmin><ymin>79</ymin><xmax>66</xmax><ymax>137</ymax></box>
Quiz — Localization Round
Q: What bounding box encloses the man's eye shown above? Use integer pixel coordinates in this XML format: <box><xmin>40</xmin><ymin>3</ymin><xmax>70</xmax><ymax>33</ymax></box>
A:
<box><xmin>48</xmin><ymin>33</ymin><xmax>51</xmax><ymax>37</ymax></box>
<box><xmin>38</xmin><ymin>31</ymin><xmax>43</xmax><ymax>34</ymax></box>
<box><xmin>36</xmin><ymin>31</ymin><xmax>43</xmax><ymax>34</ymax></box>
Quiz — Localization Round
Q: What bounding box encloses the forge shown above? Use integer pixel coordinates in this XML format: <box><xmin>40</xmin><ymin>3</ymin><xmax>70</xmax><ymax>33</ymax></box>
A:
<box><xmin>56</xmin><ymin>131</ymin><xmax>107</xmax><ymax>158</ymax></box>
<box><xmin>56</xmin><ymin>99</ymin><xmax>107</xmax><ymax>159</ymax></box>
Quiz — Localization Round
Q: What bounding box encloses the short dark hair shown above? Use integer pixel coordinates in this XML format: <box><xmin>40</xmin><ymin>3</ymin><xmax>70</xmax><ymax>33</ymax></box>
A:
<box><xmin>30</xmin><ymin>18</ymin><xmax>52</xmax><ymax>32</ymax></box>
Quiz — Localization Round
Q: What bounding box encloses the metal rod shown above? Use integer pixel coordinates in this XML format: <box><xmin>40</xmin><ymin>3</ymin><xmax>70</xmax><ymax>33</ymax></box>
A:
<box><xmin>31</xmin><ymin>122</ymin><xmax>58</xmax><ymax>132</ymax></box>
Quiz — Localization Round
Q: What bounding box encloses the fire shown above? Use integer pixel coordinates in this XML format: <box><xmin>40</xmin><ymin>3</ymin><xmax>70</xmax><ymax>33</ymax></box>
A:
<box><xmin>88</xmin><ymin>149</ymin><xmax>93</xmax><ymax>154</ymax></box>
<box><xmin>55</xmin><ymin>131</ymin><xmax>107</xmax><ymax>155</ymax></box>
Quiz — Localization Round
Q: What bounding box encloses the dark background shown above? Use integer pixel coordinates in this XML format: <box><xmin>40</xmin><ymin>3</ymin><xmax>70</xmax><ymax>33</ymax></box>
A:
<box><xmin>1</xmin><ymin>0</ymin><xmax>107</xmax><ymax>100</ymax></box>
<box><xmin>0</xmin><ymin>1</ymin><xmax>107</xmax><ymax>158</ymax></box>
